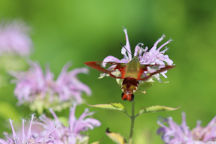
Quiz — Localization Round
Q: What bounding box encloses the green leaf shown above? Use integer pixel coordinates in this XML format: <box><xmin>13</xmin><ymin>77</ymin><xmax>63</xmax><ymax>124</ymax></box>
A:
<box><xmin>91</xmin><ymin>142</ymin><xmax>100</xmax><ymax>144</ymax></box>
<box><xmin>106</xmin><ymin>128</ymin><xmax>126</xmax><ymax>144</ymax></box>
<box><xmin>138</xmin><ymin>105</ymin><xmax>179</xmax><ymax>115</ymax></box>
<box><xmin>89</xmin><ymin>103</ymin><xmax>125</xmax><ymax>111</ymax></box>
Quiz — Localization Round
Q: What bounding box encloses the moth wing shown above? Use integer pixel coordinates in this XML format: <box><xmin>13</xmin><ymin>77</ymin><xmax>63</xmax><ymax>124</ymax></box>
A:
<box><xmin>85</xmin><ymin>61</ymin><xmax>126</xmax><ymax>79</ymax></box>
<box><xmin>138</xmin><ymin>65</ymin><xmax>175</xmax><ymax>81</ymax></box>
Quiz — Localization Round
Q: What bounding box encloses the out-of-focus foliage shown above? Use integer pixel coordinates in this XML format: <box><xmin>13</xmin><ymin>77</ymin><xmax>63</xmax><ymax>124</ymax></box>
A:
<box><xmin>0</xmin><ymin>0</ymin><xmax>216</xmax><ymax>143</ymax></box>
<box><xmin>106</xmin><ymin>129</ymin><xmax>126</xmax><ymax>144</ymax></box>
<box><xmin>137</xmin><ymin>105</ymin><xmax>179</xmax><ymax>115</ymax></box>
<box><xmin>89</xmin><ymin>103</ymin><xmax>125</xmax><ymax>111</ymax></box>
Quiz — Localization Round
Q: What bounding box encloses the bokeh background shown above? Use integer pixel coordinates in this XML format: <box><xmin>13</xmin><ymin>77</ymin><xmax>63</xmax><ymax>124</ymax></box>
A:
<box><xmin>0</xmin><ymin>0</ymin><xmax>216</xmax><ymax>143</ymax></box>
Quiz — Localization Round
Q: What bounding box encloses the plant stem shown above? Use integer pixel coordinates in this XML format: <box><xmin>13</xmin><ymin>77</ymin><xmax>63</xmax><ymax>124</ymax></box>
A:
<box><xmin>129</xmin><ymin>100</ymin><xmax>135</xmax><ymax>141</ymax></box>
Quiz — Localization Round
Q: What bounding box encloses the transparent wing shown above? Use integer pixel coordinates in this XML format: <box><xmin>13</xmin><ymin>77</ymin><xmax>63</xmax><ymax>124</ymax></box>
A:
<box><xmin>85</xmin><ymin>61</ymin><xmax>126</xmax><ymax>79</ymax></box>
<box><xmin>138</xmin><ymin>65</ymin><xmax>175</xmax><ymax>81</ymax></box>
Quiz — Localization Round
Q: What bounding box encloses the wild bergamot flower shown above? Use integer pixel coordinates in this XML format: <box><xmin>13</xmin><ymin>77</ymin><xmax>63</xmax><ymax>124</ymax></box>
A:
<box><xmin>11</xmin><ymin>62</ymin><xmax>91</xmax><ymax>113</ymax></box>
<box><xmin>41</xmin><ymin>105</ymin><xmax>101</xmax><ymax>144</ymax></box>
<box><xmin>0</xmin><ymin>105</ymin><xmax>100</xmax><ymax>144</ymax></box>
<box><xmin>0</xmin><ymin>21</ymin><xmax>32</xmax><ymax>56</ymax></box>
<box><xmin>0</xmin><ymin>21</ymin><xmax>33</xmax><ymax>87</ymax></box>
<box><xmin>101</xmin><ymin>29</ymin><xmax>173</xmax><ymax>81</ymax></box>
<box><xmin>0</xmin><ymin>115</ymin><xmax>49</xmax><ymax>144</ymax></box>
<box><xmin>158</xmin><ymin>112</ymin><xmax>216</xmax><ymax>144</ymax></box>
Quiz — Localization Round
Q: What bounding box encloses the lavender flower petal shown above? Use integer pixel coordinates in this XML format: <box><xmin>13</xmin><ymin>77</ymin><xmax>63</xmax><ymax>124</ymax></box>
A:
<box><xmin>1</xmin><ymin>115</ymin><xmax>51</xmax><ymax>144</ymax></box>
<box><xmin>121</xmin><ymin>29</ymin><xmax>132</xmax><ymax>61</ymax></box>
<box><xmin>158</xmin><ymin>113</ymin><xmax>216</xmax><ymax>143</ymax></box>
<box><xmin>101</xmin><ymin>29</ymin><xmax>174</xmax><ymax>81</ymax></box>
<box><xmin>0</xmin><ymin>106</ymin><xmax>100</xmax><ymax>144</ymax></box>
<box><xmin>44</xmin><ymin>105</ymin><xmax>100</xmax><ymax>143</ymax></box>
<box><xmin>102</xmin><ymin>56</ymin><xmax>126</xmax><ymax>67</ymax></box>
<box><xmin>0</xmin><ymin>21</ymin><xmax>32</xmax><ymax>56</ymax></box>
<box><xmin>11</xmin><ymin>62</ymin><xmax>91</xmax><ymax>112</ymax></box>
<box><xmin>55</xmin><ymin>64</ymin><xmax>91</xmax><ymax>103</ymax></box>
<box><xmin>69</xmin><ymin>105</ymin><xmax>101</xmax><ymax>134</ymax></box>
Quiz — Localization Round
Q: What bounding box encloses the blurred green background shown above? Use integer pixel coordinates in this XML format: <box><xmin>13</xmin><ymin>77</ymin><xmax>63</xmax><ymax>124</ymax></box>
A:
<box><xmin>0</xmin><ymin>0</ymin><xmax>216</xmax><ymax>143</ymax></box>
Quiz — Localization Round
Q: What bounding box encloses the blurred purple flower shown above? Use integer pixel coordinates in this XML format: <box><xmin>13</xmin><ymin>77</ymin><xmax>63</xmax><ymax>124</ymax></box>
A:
<box><xmin>0</xmin><ymin>21</ymin><xmax>32</xmax><ymax>56</ymax></box>
<box><xmin>0</xmin><ymin>115</ymin><xmax>52</xmax><ymax>144</ymax></box>
<box><xmin>0</xmin><ymin>105</ymin><xmax>100</xmax><ymax>144</ymax></box>
<box><xmin>11</xmin><ymin>62</ymin><xmax>91</xmax><ymax>113</ymax></box>
<box><xmin>40</xmin><ymin>105</ymin><xmax>101</xmax><ymax>144</ymax></box>
<box><xmin>157</xmin><ymin>113</ymin><xmax>216</xmax><ymax>144</ymax></box>
<box><xmin>55</xmin><ymin>64</ymin><xmax>91</xmax><ymax>103</ymax></box>
<box><xmin>102</xmin><ymin>29</ymin><xmax>173</xmax><ymax>80</ymax></box>
<box><xmin>11</xmin><ymin>62</ymin><xmax>48</xmax><ymax>103</ymax></box>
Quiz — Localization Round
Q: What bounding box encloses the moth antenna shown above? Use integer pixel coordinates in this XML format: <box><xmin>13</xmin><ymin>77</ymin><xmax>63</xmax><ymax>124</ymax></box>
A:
<box><xmin>120</xmin><ymin>42</ymin><xmax>132</xmax><ymax>55</ymax></box>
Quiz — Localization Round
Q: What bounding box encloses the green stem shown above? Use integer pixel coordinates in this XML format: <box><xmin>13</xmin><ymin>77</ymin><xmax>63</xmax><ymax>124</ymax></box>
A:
<box><xmin>129</xmin><ymin>100</ymin><xmax>135</xmax><ymax>141</ymax></box>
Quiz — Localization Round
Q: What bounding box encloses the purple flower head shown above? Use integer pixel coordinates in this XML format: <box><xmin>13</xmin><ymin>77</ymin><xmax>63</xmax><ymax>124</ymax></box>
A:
<box><xmin>102</xmin><ymin>29</ymin><xmax>173</xmax><ymax>81</ymax></box>
<box><xmin>11</xmin><ymin>62</ymin><xmax>91</xmax><ymax>113</ymax></box>
<box><xmin>0</xmin><ymin>105</ymin><xmax>100</xmax><ymax>144</ymax></box>
<box><xmin>40</xmin><ymin>105</ymin><xmax>101</xmax><ymax>144</ymax></box>
<box><xmin>0</xmin><ymin>115</ymin><xmax>52</xmax><ymax>144</ymax></box>
<box><xmin>157</xmin><ymin>112</ymin><xmax>216</xmax><ymax>144</ymax></box>
<box><xmin>55</xmin><ymin>64</ymin><xmax>91</xmax><ymax>103</ymax></box>
<box><xmin>0</xmin><ymin>21</ymin><xmax>32</xmax><ymax>56</ymax></box>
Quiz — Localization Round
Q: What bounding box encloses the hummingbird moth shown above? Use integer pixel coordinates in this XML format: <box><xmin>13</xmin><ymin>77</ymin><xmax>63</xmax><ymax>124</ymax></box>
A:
<box><xmin>85</xmin><ymin>57</ymin><xmax>174</xmax><ymax>101</ymax></box>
